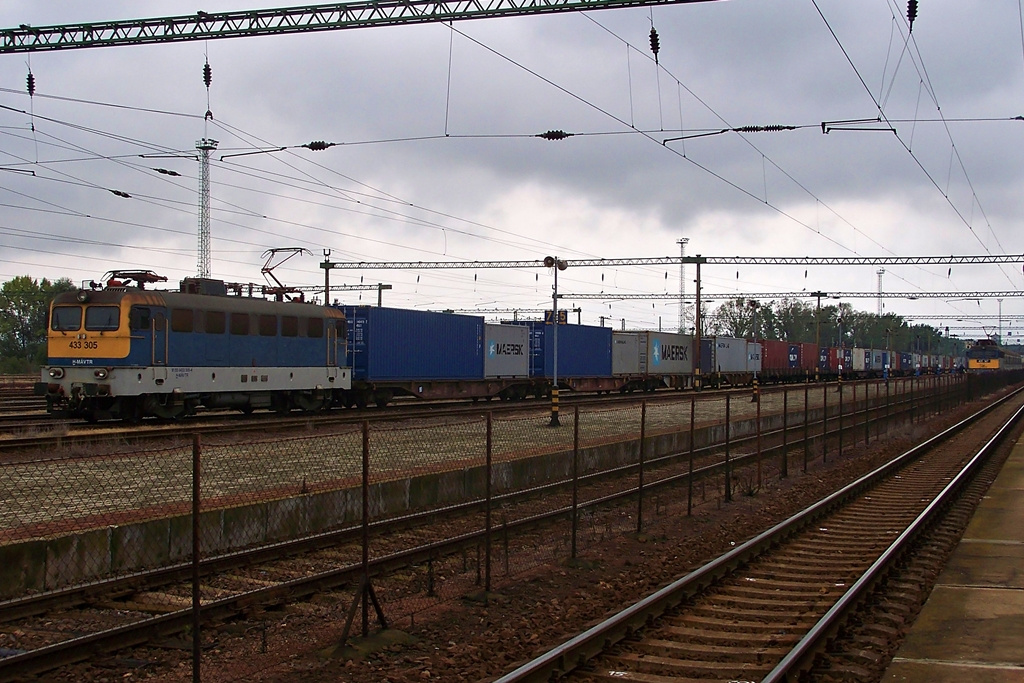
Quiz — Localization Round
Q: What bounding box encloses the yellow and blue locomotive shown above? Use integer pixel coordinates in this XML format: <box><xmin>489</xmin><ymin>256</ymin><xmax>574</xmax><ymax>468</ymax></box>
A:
<box><xmin>36</xmin><ymin>271</ymin><xmax>350</xmax><ymax>420</ymax></box>
<box><xmin>964</xmin><ymin>338</ymin><xmax>1022</xmax><ymax>372</ymax></box>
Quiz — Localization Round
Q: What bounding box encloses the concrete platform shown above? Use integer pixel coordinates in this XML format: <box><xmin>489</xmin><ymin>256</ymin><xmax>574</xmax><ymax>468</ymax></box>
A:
<box><xmin>883</xmin><ymin>438</ymin><xmax>1024</xmax><ymax>682</ymax></box>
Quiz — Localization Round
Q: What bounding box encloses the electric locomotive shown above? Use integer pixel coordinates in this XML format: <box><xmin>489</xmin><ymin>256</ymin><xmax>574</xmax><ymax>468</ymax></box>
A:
<box><xmin>965</xmin><ymin>338</ymin><xmax>1022</xmax><ymax>372</ymax></box>
<box><xmin>36</xmin><ymin>270</ymin><xmax>350</xmax><ymax>421</ymax></box>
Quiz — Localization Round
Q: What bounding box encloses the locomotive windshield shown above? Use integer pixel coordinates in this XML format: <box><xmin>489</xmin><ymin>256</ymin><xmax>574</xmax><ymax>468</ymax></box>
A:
<box><xmin>84</xmin><ymin>306</ymin><xmax>120</xmax><ymax>331</ymax></box>
<box><xmin>51</xmin><ymin>306</ymin><xmax>82</xmax><ymax>331</ymax></box>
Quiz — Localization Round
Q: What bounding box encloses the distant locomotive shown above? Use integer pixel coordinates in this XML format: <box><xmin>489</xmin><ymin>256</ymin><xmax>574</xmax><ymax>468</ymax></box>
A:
<box><xmin>36</xmin><ymin>271</ymin><xmax>350</xmax><ymax>421</ymax></box>
<box><xmin>965</xmin><ymin>338</ymin><xmax>1022</xmax><ymax>372</ymax></box>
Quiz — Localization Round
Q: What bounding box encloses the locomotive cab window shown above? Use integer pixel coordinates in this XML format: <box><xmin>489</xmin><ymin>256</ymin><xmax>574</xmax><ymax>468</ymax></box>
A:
<box><xmin>130</xmin><ymin>306</ymin><xmax>151</xmax><ymax>331</ymax></box>
<box><xmin>85</xmin><ymin>306</ymin><xmax>120</xmax><ymax>331</ymax></box>
<box><xmin>51</xmin><ymin>306</ymin><xmax>82</xmax><ymax>331</ymax></box>
<box><xmin>281</xmin><ymin>316</ymin><xmax>298</xmax><ymax>337</ymax></box>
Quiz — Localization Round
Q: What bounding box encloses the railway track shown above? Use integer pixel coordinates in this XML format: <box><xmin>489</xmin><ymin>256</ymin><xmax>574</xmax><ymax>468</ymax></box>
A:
<box><xmin>0</xmin><ymin>375</ymin><xmax>983</xmax><ymax>680</ymax></box>
<box><xmin>0</xmin><ymin>381</ymin><xmax>785</xmax><ymax>453</ymax></box>
<box><xmin>494</xmin><ymin>386</ymin><xmax>1024</xmax><ymax>682</ymax></box>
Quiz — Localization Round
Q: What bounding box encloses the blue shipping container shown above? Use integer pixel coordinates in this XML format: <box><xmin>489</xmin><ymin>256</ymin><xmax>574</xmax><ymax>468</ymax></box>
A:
<box><xmin>699</xmin><ymin>337</ymin><xmax>714</xmax><ymax>375</ymax></box>
<box><xmin>344</xmin><ymin>306</ymin><xmax>484</xmax><ymax>381</ymax></box>
<box><xmin>523</xmin><ymin>322</ymin><xmax>612</xmax><ymax>378</ymax></box>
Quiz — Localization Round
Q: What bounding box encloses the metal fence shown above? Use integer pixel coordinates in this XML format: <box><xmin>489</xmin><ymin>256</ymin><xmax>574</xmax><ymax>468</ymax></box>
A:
<box><xmin>0</xmin><ymin>372</ymin><xmax>998</xmax><ymax>680</ymax></box>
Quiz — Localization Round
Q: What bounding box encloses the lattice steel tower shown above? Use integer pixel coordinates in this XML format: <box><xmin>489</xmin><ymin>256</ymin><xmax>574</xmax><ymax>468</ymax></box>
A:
<box><xmin>677</xmin><ymin>237</ymin><xmax>689</xmax><ymax>332</ymax></box>
<box><xmin>196</xmin><ymin>138</ymin><xmax>218</xmax><ymax>278</ymax></box>
<box><xmin>876</xmin><ymin>268</ymin><xmax>885</xmax><ymax>316</ymax></box>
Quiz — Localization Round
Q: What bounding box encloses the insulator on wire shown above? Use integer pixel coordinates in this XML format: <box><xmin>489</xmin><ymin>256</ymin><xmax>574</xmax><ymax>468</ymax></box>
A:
<box><xmin>734</xmin><ymin>124</ymin><xmax>797</xmax><ymax>133</ymax></box>
<box><xmin>203</xmin><ymin>61</ymin><xmax>212</xmax><ymax>88</ymax></box>
<box><xmin>303</xmin><ymin>140</ymin><xmax>335</xmax><ymax>151</ymax></box>
<box><xmin>537</xmin><ymin>130</ymin><xmax>573</xmax><ymax>140</ymax></box>
<box><xmin>907</xmin><ymin>0</ymin><xmax>918</xmax><ymax>32</ymax></box>
<box><xmin>109</xmin><ymin>189</ymin><xmax>131</xmax><ymax>198</ymax></box>
<box><xmin>649</xmin><ymin>27</ymin><xmax>660</xmax><ymax>63</ymax></box>
<box><xmin>154</xmin><ymin>168</ymin><xmax>181</xmax><ymax>176</ymax></box>
<box><xmin>26</xmin><ymin>71</ymin><xmax>35</xmax><ymax>97</ymax></box>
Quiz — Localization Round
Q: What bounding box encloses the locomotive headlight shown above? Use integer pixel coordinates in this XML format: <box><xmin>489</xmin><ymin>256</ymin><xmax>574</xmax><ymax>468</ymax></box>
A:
<box><xmin>94</xmin><ymin>368</ymin><xmax>108</xmax><ymax>380</ymax></box>
<box><xmin>48</xmin><ymin>367</ymin><xmax>65</xmax><ymax>379</ymax></box>
<box><xmin>75</xmin><ymin>290</ymin><xmax>90</xmax><ymax>303</ymax></box>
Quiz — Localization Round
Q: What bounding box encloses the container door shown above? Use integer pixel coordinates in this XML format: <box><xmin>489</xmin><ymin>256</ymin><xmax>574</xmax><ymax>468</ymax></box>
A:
<box><xmin>152</xmin><ymin>312</ymin><xmax>167</xmax><ymax>365</ymax></box>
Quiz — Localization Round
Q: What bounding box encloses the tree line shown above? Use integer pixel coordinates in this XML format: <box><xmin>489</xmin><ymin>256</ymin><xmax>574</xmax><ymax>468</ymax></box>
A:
<box><xmin>0</xmin><ymin>275</ymin><xmax>75</xmax><ymax>374</ymax></box>
<box><xmin>706</xmin><ymin>297</ymin><xmax>964</xmax><ymax>356</ymax></box>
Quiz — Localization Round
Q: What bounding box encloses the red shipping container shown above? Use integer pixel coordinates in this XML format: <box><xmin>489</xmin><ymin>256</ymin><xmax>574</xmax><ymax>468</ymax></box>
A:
<box><xmin>761</xmin><ymin>339</ymin><xmax>791</xmax><ymax>375</ymax></box>
<box><xmin>798</xmin><ymin>342</ymin><xmax>818</xmax><ymax>372</ymax></box>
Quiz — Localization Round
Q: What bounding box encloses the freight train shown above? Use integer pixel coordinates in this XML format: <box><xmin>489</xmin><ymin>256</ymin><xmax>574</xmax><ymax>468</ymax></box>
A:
<box><xmin>37</xmin><ymin>273</ymin><xmax>964</xmax><ymax>421</ymax></box>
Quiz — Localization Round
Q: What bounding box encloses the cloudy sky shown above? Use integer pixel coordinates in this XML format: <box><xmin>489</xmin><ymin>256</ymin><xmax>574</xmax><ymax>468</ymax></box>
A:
<box><xmin>1</xmin><ymin>0</ymin><xmax>1022</xmax><ymax>340</ymax></box>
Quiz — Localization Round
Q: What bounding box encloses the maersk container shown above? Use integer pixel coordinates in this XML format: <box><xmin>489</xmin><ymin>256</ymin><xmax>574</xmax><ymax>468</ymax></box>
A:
<box><xmin>613</xmin><ymin>331</ymin><xmax>693</xmax><ymax>376</ymax></box>
<box><xmin>525</xmin><ymin>322</ymin><xmax>612</xmax><ymax>378</ymax></box>
<box><xmin>649</xmin><ymin>331</ymin><xmax>693</xmax><ymax>375</ymax></box>
<box><xmin>344</xmin><ymin>306</ymin><xmax>483</xmax><ymax>381</ymax></box>
<box><xmin>484</xmin><ymin>323</ymin><xmax>529</xmax><ymax>378</ymax></box>
<box><xmin>747</xmin><ymin>341</ymin><xmax>762</xmax><ymax>373</ymax></box>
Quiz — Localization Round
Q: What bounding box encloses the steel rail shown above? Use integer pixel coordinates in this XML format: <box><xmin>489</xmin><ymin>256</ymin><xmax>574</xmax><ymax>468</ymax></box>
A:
<box><xmin>0</xmin><ymin>377</ymin><xmax>951</xmax><ymax>676</ymax></box>
<box><xmin>0</xmin><ymin>381</ymin><xmax>815</xmax><ymax>623</ymax></box>
<box><xmin>0</xmin><ymin>379</ymin><xmax>905</xmax><ymax>675</ymax></box>
<box><xmin>491</xmin><ymin>385</ymin><xmax>1018</xmax><ymax>682</ymax></box>
<box><xmin>762</xmin><ymin>394</ymin><xmax>1024</xmax><ymax>682</ymax></box>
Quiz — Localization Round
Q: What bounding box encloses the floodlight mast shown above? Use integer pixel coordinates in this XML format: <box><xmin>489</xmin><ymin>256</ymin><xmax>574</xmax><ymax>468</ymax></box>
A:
<box><xmin>544</xmin><ymin>256</ymin><xmax>567</xmax><ymax>427</ymax></box>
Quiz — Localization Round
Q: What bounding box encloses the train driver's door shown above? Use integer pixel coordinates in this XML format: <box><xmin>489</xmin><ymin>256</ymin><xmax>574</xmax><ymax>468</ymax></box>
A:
<box><xmin>153</xmin><ymin>312</ymin><xmax>167</xmax><ymax>365</ymax></box>
<box><xmin>326</xmin><ymin>320</ymin><xmax>337</xmax><ymax>367</ymax></box>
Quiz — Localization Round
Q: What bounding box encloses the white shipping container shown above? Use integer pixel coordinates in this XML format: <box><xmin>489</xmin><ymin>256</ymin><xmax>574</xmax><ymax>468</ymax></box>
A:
<box><xmin>612</xmin><ymin>332</ymin><xmax>643</xmax><ymax>376</ymax></box>
<box><xmin>484</xmin><ymin>324</ymin><xmax>530</xmax><ymax>378</ymax></box>
<box><xmin>714</xmin><ymin>336</ymin><xmax>748</xmax><ymax>373</ymax></box>
<box><xmin>747</xmin><ymin>341</ymin><xmax>762</xmax><ymax>373</ymax></box>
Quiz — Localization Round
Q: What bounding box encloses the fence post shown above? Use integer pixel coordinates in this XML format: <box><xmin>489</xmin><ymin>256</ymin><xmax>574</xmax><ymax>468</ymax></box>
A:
<box><xmin>637</xmin><ymin>401</ymin><xmax>646</xmax><ymax>534</ymax></box>
<box><xmin>755</xmin><ymin>384</ymin><xmax>762</xmax><ymax>489</ymax></box>
<box><xmin>687</xmin><ymin>396</ymin><xmax>695</xmax><ymax>516</ymax></box>
<box><xmin>725</xmin><ymin>394</ymin><xmax>732</xmax><ymax>502</ymax></box>
<box><xmin>485</xmin><ymin>412</ymin><xmax>492</xmax><ymax>591</ymax></box>
<box><xmin>864</xmin><ymin>380</ymin><xmax>870</xmax><ymax>445</ymax></box>
<box><xmin>192</xmin><ymin>434</ymin><xmax>201</xmax><ymax>683</ymax></box>
<box><xmin>838</xmin><ymin>379</ymin><xmax>843</xmax><ymax>457</ymax></box>
<box><xmin>571</xmin><ymin>405</ymin><xmax>579</xmax><ymax>559</ymax></box>
<box><xmin>886</xmin><ymin>377</ymin><xmax>891</xmax><ymax>434</ymax></box>
<box><xmin>803</xmin><ymin>382</ymin><xmax>809</xmax><ymax>474</ymax></box>
<box><xmin>822</xmin><ymin>383</ymin><xmax>828</xmax><ymax>464</ymax></box>
<box><xmin>341</xmin><ymin>421</ymin><xmax>388</xmax><ymax>644</ymax></box>
<box><xmin>875</xmin><ymin>381</ymin><xmax>882</xmax><ymax>441</ymax></box>
<box><xmin>781</xmin><ymin>388</ymin><xmax>788</xmax><ymax>479</ymax></box>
